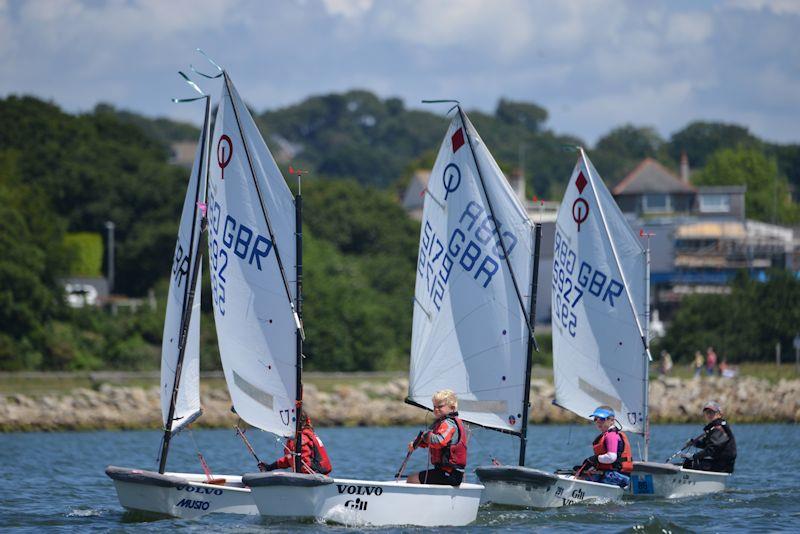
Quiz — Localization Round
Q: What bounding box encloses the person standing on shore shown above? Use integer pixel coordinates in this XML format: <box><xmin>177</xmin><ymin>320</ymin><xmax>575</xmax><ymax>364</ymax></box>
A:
<box><xmin>258</xmin><ymin>410</ymin><xmax>333</xmax><ymax>475</ymax></box>
<box><xmin>406</xmin><ymin>389</ymin><xmax>467</xmax><ymax>486</ymax></box>
<box><xmin>659</xmin><ymin>350</ymin><xmax>673</xmax><ymax>376</ymax></box>
<box><xmin>693</xmin><ymin>351</ymin><xmax>705</xmax><ymax>378</ymax></box>
<box><xmin>706</xmin><ymin>347</ymin><xmax>718</xmax><ymax>376</ymax></box>
<box><xmin>681</xmin><ymin>401</ymin><xmax>737</xmax><ymax>473</ymax></box>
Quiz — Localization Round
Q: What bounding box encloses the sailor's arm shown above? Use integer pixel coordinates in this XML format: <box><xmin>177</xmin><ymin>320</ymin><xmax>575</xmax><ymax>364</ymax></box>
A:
<box><xmin>422</xmin><ymin>419</ymin><xmax>457</xmax><ymax>450</ymax></box>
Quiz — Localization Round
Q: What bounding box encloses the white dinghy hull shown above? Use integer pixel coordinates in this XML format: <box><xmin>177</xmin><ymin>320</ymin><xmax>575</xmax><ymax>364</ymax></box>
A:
<box><xmin>629</xmin><ymin>462</ymin><xmax>729</xmax><ymax>498</ymax></box>
<box><xmin>106</xmin><ymin>466</ymin><xmax>257</xmax><ymax>518</ymax></box>
<box><xmin>243</xmin><ymin>472</ymin><xmax>483</xmax><ymax>526</ymax></box>
<box><xmin>476</xmin><ymin>466</ymin><xmax>623</xmax><ymax>508</ymax></box>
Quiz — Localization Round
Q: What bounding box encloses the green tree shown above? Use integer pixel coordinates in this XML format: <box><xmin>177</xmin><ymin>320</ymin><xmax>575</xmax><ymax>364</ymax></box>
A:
<box><xmin>300</xmin><ymin>179</ymin><xmax>419</xmax><ymax>370</ymax></box>
<box><xmin>495</xmin><ymin>99</ymin><xmax>548</xmax><ymax>133</ymax></box>
<box><xmin>592</xmin><ymin>124</ymin><xmax>666</xmax><ymax>185</ymax></box>
<box><xmin>666</xmin><ymin>121</ymin><xmax>760</xmax><ymax>168</ymax></box>
<box><xmin>661</xmin><ymin>271</ymin><xmax>800</xmax><ymax>362</ymax></box>
<box><xmin>0</xmin><ymin>150</ymin><xmax>70</xmax><ymax>369</ymax></box>
<box><xmin>692</xmin><ymin>147</ymin><xmax>799</xmax><ymax>224</ymax></box>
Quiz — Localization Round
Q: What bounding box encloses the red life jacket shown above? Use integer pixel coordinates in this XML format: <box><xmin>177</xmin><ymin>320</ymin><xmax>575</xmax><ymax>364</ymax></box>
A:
<box><xmin>286</xmin><ymin>427</ymin><xmax>333</xmax><ymax>475</ymax></box>
<box><xmin>429</xmin><ymin>415</ymin><xmax>467</xmax><ymax>472</ymax></box>
<box><xmin>592</xmin><ymin>428</ymin><xmax>633</xmax><ymax>474</ymax></box>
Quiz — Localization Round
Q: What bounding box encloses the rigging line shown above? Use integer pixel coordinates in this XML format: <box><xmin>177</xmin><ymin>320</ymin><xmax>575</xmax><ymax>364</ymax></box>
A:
<box><xmin>275</xmin><ymin>436</ymin><xmax>315</xmax><ymax>474</ymax></box>
<box><xmin>579</xmin><ymin>147</ymin><xmax>647</xmax><ymax>353</ymax></box>
<box><xmin>222</xmin><ymin>72</ymin><xmax>302</xmax><ymax>335</ymax></box>
<box><xmin>456</xmin><ymin>106</ymin><xmax>534</xmax><ymax>335</ymax></box>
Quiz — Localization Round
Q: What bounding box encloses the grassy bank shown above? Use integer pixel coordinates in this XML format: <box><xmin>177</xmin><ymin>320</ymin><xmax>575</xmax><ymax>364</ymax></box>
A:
<box><xmin>3</xmin><ymin>362</ymin><xmax>798</xmax><ymax>397</ymax></box>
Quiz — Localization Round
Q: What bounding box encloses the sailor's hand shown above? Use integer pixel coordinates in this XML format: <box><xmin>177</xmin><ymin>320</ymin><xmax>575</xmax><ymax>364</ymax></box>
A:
<box><xmin>411</xmin><ymin>430</ymin><xmax>426</xmax><ymax>449</ymax></box>
<box><xmin>259</xmin><ymin>461</ymin><xmax>279</xmax><ymax>472</ymax></box>
<box><xmin>407</xmin><ymin>441</ymin><xmax>416</xmax><ymax>452</ymax></box>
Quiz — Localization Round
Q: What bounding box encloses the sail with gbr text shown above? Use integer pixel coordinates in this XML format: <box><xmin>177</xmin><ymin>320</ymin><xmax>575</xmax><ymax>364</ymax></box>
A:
<box><xmin>159</xmin><ymin>101</ymin><xmax>209</xmax><ymax>434</ymax></box>
<box><xmin>207</xmin><ymin>73</ymin><xmax>298</xmax><ymax>437</ymax></box>
<box><xmin>408</xmin><ymin>111</ymin><xmax>535</xmax><ymax>434</ymax></box>
<box><xmin>552</xmin><ymin>149</ymin><xmax>648</xmax><ymax>433</ymax></box>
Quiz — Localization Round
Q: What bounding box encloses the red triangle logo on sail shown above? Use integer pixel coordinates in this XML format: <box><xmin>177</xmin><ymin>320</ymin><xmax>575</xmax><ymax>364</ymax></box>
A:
<box><xmin>451</xmin><ymin>128</ymin><xmax>465</xmax><ymax>153</ymax></box>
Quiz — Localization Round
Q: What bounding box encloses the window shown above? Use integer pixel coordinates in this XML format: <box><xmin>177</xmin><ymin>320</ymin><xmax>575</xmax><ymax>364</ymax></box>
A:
<box><xmin>643</xmin><ymin>193</ymin><xmax>671</xmax><ymax>213</ymax></box>
<box><xmin>699</xmin><ymin>194</ymin><xmax>730</xmax><ymax>213</ymax></box>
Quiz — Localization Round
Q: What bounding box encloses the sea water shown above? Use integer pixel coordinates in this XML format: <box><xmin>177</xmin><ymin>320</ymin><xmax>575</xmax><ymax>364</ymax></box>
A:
<box><xmin>0</xmin><ymin>423</ymin><xmax>797</xmax><ymax>532</ymax></box>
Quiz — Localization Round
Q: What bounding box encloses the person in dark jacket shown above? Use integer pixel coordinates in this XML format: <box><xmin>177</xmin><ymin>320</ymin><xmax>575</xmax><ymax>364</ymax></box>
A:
<box><xmin>682</xmin><ymin>401</ymin><xmax>737</xmax><ymax>473</ymax></box>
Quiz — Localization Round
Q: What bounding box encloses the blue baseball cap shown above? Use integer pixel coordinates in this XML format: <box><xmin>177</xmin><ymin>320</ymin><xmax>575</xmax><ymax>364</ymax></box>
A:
<box><xmin>589</xmin><ymin>407</ymin><xmax>615</xmax><ymax>420</ymax></box>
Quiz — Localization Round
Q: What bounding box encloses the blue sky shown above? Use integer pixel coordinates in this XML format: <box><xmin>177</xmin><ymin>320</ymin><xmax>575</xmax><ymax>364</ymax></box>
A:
<box><xmin>1</xmin><ymin>0</ymin><xmax>798</xmax><ymax>145</ymax></box>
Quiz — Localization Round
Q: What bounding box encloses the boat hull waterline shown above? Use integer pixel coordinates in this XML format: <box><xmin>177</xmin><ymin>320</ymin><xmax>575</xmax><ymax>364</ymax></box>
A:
<box><xmin>106</xmin><ymin>466</ymin><xmax>257</xmax><ymax>518</ymax></box>
<box><xmin>476</xmin><ymin>466</ymin><xmax>622</xmax><ymax>508</ymax></box>
<box><xmin>244</xmin><ymin>472</ymin><xmax>483</xmax><ymax>526</ymax></box>
<box><xmin>629</xmin><ymin>461</ymin><xmax>729</xmax><ymax>498</ymax></box>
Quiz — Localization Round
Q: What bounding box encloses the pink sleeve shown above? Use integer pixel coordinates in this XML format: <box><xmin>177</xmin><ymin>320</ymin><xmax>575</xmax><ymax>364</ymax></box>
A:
<box><xmin>604</xmin><ymin>432</ymin><xmax>620</xmax><ymax>452</ymax></box>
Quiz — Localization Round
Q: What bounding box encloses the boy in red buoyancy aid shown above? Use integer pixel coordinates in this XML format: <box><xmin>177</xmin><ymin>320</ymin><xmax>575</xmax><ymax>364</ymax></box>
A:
<box><xmin>258</xmin><ymin>410</ymin><xmax>332</xmax><ymax>475</ymax></box>
<box><xmin>407</xmin><ymin>389</ymin><xmax>467</xmax><ymax>486</ymax></box>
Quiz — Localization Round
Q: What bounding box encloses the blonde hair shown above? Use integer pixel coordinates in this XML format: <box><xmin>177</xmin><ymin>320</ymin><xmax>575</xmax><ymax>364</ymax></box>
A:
<box><xmin>432</xmin><ymin>389</ymin><xmax>458</xmax><ymax>410</ymax></box>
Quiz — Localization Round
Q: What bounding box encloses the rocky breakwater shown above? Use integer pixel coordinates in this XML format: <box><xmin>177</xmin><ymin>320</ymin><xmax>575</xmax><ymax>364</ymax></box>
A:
<box><xmin>1</xmin><ymin>375</ymin><xmax>797</xmax><ymax>432</ymax></box>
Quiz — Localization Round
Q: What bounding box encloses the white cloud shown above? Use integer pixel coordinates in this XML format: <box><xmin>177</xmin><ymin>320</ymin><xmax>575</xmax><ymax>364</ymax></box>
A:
<box><xmin>666</xmin><ymin>12</ymin><xmax>713</xmax><ymax>45</ymax></box>
<box><xmin>321</xmin><ymin>0</ymin><xmax>373</xmax><ymax>19</ymax></box>
<box><xmin>724</xmin><ymin>0</ymin><xmax>800</xmax><ymax>16</ymax></box>
<box><xmin>0</xmin><ymin>0</ymin><xmax>797</xmax><ymax>146</ymax></box>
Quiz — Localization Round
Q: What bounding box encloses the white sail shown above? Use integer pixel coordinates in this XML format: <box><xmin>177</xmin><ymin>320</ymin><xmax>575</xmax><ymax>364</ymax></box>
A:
<box><xmin>552</xmin><ymin>149</ymin><xmax>649</xmax><ymax>433</ymax></box>
<box><xmin>207</xmin><ymin>73</ymin><xmax>298</xmax><ymax>437</ymax></box>
<box><xmin>160</xmin><ymin>104</ymin><xmax>209</xmax><ymax>433</ymax></box>
<box><xmin>409</xmin><ymin>112</ymin><xmax>535</xmax><ymax>433</ymax></box>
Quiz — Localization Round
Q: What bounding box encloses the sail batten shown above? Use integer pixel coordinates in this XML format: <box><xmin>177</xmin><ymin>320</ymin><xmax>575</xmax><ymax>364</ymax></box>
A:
<box><xmin>208</xmin><ymin>73</ymin><xmax>297</xmax><ymax>437</ymax></box>
<box><xmin>409</xmin><ymin>112</ymin><xmax>535</xmax><ymax>434</ymax></box>
<box><xmin>551</xmin><ymin>151</ymin><xmax>648</xmax><ymax>434</ymax></box>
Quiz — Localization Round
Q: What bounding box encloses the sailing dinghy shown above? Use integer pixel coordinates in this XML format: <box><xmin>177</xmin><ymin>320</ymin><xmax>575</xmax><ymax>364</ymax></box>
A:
<box><xmin>106</xmin><ymin>88</ymin><xmax>258</xmax><ymax>518</ymax></box>
<box><xmin>478</xmin><ymin>149</ymin><xmax>645</xmax><ymax>507</ymax></box>
<box><xmin>550</xmin><ymin>151</ymin><xmax>730</xmax><ymax>499</ymax></box>
<box><xmin>408</xmin><ymin>103</ymin><xmax>543</xmax><ymax>508</ymax></box>
<box><xmin>198</xmin><ymin>76</ymin><xmax>482</xmax><ymax>527</ymax></box>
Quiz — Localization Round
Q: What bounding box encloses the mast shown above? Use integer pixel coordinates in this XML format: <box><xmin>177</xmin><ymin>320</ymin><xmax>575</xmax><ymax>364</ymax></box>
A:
<box><xmin>293</xmin><ymin>175</ymin><xmax>304</xmax><ymax>472</ymax></box>
<box><xmin>643</xmin><ymin>233</ymin><xmax>652</xmax><ymax>461</ymax></box>
<box><xmin>158</xmin><ymin>95</ymin><xmax>210</xmax><ymax>474</ymax></box>
<box><xmin>456</xmin><ymin>106</ymin><xmax>537</xmax><ymax>342</ymax></box>
<box><xmin>518</xmin><ymin>222</ymin><xmax>542</xmax><ymax>466</ymax></box>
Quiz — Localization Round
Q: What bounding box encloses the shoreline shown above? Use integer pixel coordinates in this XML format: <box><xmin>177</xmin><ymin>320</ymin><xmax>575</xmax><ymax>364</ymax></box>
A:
<box><xmin>1</xmin><ymin>374</ymin><xmax>798</xmax><ymax>432</ymax></box>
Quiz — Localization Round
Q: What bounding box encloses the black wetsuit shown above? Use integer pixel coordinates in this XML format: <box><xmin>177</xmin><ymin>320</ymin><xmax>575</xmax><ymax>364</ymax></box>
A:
<box><xmin>683</xmin><ymin>417</ymin><xmax>737</xmax><ymax>473</ymax></box>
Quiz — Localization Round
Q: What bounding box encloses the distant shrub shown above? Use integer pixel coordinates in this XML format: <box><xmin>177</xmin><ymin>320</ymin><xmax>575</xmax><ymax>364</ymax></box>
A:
<box><xmin>64</xmin><ymin>232</ymin><xmax>103</xmax><ymax>277</ymax></box>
